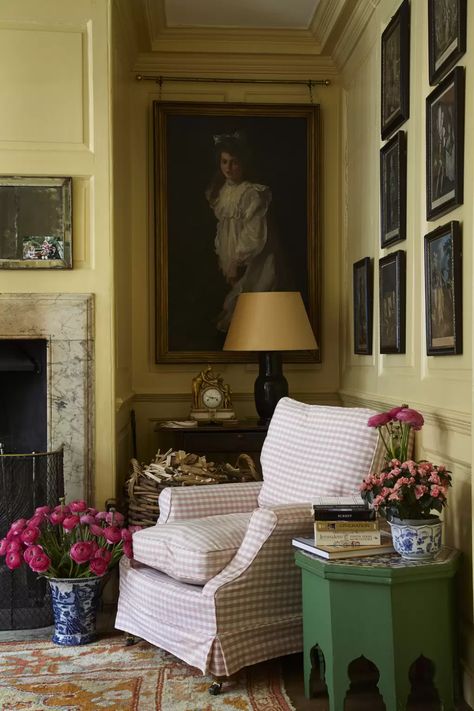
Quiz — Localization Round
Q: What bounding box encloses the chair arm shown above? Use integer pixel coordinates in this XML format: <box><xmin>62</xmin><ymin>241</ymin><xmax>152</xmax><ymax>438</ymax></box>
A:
<box><xmin>203</xmin><ymin>503</ymin><xmax>313</xmax><ymax>597</ymax></box>
<box><xmin>158</xmin><ymin>481</ymin><xmax>262</xmax><ymax>523</ymax></box>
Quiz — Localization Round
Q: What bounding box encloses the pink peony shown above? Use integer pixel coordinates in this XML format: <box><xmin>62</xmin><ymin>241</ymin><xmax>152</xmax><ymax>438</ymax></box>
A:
<box><xmin>128</xmin><ymin>526</ymin><xmax>142</xmax><ymax>534</ymax></box>
<box><xmin>89</xmin><ymin>557</ymin><xmax>108</xmax><ymax>576</ymax></box>
<box><xmin>29</xmin><ymin>552</ymin><xmax>51</xmax><ymax>573</ymax></box>
<box><xmin>123</xmin><ymin>541</ymin><xmax>133</xmax><ymax>559</ymax></box>
<box><xmin>414</xmin><ymin>485</ymin><xmax>428</xmax><ymax>499</ymax></box>
<box><xmin>23</xmin><ymin>545</ymin><xmax>43</xmax><ymax>564</ymax></box>
<box><xmin>89</xmin><ymin>523</ymin><xmax>105</xmax><ymax>537</ymax></box>
<box><xmin>69</xmin><ymin>541</ymin><xmax>93</xmax><ymax>564</ymax></box>
<box><xmin>54</xmin><ymin>504</ymin><xmax>71</xmax><ymax>514</ymax></box>
<box><xmin>10</xmin><ymin>519</ymin><xmax>27</xmax><ymax>533</ymax></box>
<box><xmin>431</xmin><ymin>485</ymin><xmax>441</xmax><ymax>498</ymax></box>
<box><xmin>95</xmin><ymin>511</ymin><xmax>108</xmax><ymax>521</ymax></box>
<box><xmin>106</xmin><ymin>510</ymin><xmax>125</xmax><ymax>526</ymax></box>
<box><xmin>367</xmin><ymin>412</ymin><xmax>392</xmax><ymax>428</ymax></box>
<box><xmin>79</xmin><ymin>514</ymin><xmax>96</xmax><ymax>526</ymax></box>
<box><xmin>0</xmin><ymin>538</ymin><xmax>8</xmax><ymax>556</ymax></box>
<box><xmin>62</xmin><ymin>515</ymin><xmax>79</xmax><ymax>531</ymax></box>
<box><xmin>20</xmin><ymin>527</ymin><xmax>40</xmax><ymax>546</ymax></box>
<box><xmin>27</xmin><ymin>514</ymin><xmax>45</xmax><ymax>528</ymax></box>
<box><xmin>6</xmin><ymin>551</ymin><xmax>23</xmax><ymax>570</ymax></box>
<box><xmin>6</xmin><ymin>539</ymin><xmax>23</xmax><ymax>553</ymax></box>
<box><xmin>94</xmin><ymin>547</ymin><xmax>112</xmax><ymax>563</ymax></box>
<box><xmin>121</xmin><ymin>528</ymin><xmax>132</xmax><ymax>542</ymax></box>
<box><xmin>395</xmin><ymin>408</ymin><xmax>424</xmax><ymax>430</ymax></box>
<box><xmin>35</xmin><ymin>505</ymin><xmax>51</xmax><ymax>515</ymax></box>
<box><xmin>103</xmin><ymin>526</ymin><xmax>122</xmax><ymax>544</ymax></box>
<box><xmin>387</xmin><ymin>406</ymin><xmax>404</xmax><ymax>418</ymax></box>
<box><xmin>69</xmin><ymin>500</ymin><xmax>87</xmax><ymax>513</ymax></box>
<box><xmin>50</xmin><ymin>511</ymin><xmax>65</xmax><ymax>525</ymax></box>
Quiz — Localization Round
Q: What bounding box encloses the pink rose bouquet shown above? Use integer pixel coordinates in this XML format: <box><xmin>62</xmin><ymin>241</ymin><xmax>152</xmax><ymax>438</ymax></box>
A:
<box><xmin>0</xmin><ymin>498</ymin><xmax>140</xmax><ymax>578</ymax></box>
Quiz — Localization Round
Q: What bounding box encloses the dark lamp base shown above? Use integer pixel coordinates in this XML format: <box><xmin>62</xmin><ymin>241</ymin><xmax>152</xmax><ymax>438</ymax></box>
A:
<box><xmin>254</xmin><ymin>352</ymin><xmax>288</xmax><ymax>425</ymax></box>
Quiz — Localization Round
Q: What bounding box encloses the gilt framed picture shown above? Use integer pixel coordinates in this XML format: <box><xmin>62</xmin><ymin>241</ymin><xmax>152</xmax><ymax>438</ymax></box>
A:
<box><xmin>0</xmin><ymin>176</ymin><xmax>72</xmax><ymax>269</ymax></box>
<box><xmin>424</xmin><ymin>221</ymin><xmax>462</xmax><ymax>355</ymax></box>
<box><xmin>379</xmin><ymin>250</ymin><xmax>406</xmax><ymax>354</ymax></box>
<box><xmin>153</xmin><ymin>102</ymin><xmax>321</xmax><ymax>364</ymax></box>
<box><xmin>426</xmin><ymin>67</ymin><xmax>465</xmax><ymax>220</ymax></box>
<box><xmin>380</xmin><ymin>131</ymin><xmax>407</xmax><ymax>248</ymax></box>
<box><xmin>381</xmin><ymin>0</ymin><xmax>410</xmax><ymax>140</ymax></box>
<box><xmin>353</xmin><ymin>257</ymin><xmax>373</xmax><ymax>355</ymax></box>
<box><xmin>428</xmin><ymin>0</ymin><xmax>466</xmax><ymax>85</ymax></box>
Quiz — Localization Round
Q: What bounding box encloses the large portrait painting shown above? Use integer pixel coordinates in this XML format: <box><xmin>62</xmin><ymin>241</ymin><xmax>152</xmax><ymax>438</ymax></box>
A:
<box><xmin>424</xmin><ymin>221</ymin><xmax>462</xmax><ymax>355</ymax></box>
<box><xmin>153</xmin><ymin>102</ymin><xmax>320</xmax><ymax>364</ymax></box>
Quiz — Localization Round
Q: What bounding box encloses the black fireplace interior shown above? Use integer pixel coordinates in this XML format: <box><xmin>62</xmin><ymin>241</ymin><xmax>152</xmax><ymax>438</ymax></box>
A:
<box><xmin>0</xmin><ymin>339</ymin><xmax>64</xmax><ymax>630</ymax></box>
<box><xmin>0</xmin><ymin>339</ymin><xmax>47</xmax><ymax>454</ymax></box>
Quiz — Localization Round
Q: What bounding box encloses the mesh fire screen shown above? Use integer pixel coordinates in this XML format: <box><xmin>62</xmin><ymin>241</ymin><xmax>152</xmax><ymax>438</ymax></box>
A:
<box><xmin>0</xmin><ymin>448</ymin><xmax>64</xmax><ymax>630</ymax></box>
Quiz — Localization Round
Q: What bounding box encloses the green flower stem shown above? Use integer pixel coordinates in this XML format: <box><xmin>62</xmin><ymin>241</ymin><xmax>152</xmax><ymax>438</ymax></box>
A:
<box><xmin>378</xmin><ymin>427</ymin><xmax>393</xmax><ymax>460</ymax></box>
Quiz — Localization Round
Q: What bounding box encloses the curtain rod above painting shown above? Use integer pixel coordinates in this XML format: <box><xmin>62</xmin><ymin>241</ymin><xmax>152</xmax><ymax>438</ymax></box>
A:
<box><xmin>135</xmin><ymin>74</ymin><xmax>331</xmax><ymax>87</ymax></box>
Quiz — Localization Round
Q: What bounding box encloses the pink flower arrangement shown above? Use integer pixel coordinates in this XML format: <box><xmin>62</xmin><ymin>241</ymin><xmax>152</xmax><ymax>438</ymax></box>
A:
<box><xmin>361</xmin><ymin>405</ymin><xmax>452</xmax><ymax>520</ymax></box>
<box><xmin>0</xmin><ymin>499</ymin><xmax>140</xmax><ymax>578</ymax></box>
<box><xmin>367</xmin><ymin>404</ymin><xmax>424</xmax><ymax>463</ymax></box>
<box><xmin>360</xmin><ymin>459</ymin><xmax>452</xmax><ymax>520</ymax></box>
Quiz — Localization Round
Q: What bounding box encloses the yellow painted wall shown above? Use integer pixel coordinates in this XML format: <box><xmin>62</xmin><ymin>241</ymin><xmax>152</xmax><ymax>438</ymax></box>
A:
<box><xmin>0</xmin><ymin>0</ymin><xmax>115</xmax><ymax>508</ymax></box>
<box><xmin>127</xmin><ymin>64</ymin><xmax>343</xmax><ymax>461</ymax></box>
<box><xmin>339</xmin><ymin>0</ymin><xmax>473</xmax><ymax>702</ymax></box>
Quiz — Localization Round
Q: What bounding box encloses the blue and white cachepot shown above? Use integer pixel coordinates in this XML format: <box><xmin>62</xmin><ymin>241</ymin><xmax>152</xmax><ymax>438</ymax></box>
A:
<box><xmin>389</xmin><ymin>517</ymin><xmax>442</xmax><ymax>561</ymax></box>
<box><xmin>48</xmin><ymin>576</ymin><xmax>102</xmax><ymax>645</ymax></box>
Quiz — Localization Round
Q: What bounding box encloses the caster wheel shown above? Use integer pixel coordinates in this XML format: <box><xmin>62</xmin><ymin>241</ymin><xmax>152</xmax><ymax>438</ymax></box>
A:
<box><xmin>124</xmin><ymin>634</ymin><xmax>139</xmax><ymax>647</ymax></box>
<box><xmin>209</xmin><ymin>681</ymin><xmax>222</xmax><ymax>695</ymax></box>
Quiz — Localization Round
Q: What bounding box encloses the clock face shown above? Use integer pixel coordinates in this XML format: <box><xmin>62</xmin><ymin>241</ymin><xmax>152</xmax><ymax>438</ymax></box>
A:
<box><xmin>202</xmin><ymin>387</ymin><xmax>223</xmax><ymax>409</ymax></box>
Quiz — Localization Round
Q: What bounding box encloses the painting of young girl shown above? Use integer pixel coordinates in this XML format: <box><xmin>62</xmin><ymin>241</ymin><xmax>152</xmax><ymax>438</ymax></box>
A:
<box><xmin>154</xmin><ymin>102</ymin><xmax>320</xmax><ymax>363</ymax></box>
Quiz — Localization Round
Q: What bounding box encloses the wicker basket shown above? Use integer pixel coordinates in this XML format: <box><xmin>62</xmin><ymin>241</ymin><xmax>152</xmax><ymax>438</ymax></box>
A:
<box><xmin>124</xmin><ymin>450</ymin><xmax>260</xmax><ymax>528</ymax></box>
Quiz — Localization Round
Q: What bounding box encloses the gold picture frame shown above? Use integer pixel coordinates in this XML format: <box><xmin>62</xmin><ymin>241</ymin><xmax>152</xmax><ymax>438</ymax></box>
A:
<box><xmin>153</xmin><ymin>102</ymin><xmax>321</xmax><ymax>364</ymax></box>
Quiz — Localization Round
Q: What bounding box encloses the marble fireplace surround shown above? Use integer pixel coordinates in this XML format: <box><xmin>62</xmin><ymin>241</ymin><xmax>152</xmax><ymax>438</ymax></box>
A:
<box><xmin>0</xmin><ymin>294</ymin><xmax>93</xmax><ymax>501</ymax></box>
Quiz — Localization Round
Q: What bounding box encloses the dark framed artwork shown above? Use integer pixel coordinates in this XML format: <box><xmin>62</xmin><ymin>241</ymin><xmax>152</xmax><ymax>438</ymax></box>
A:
<box><xmin>424</xmin><ymin>221</ymin><xmax>462</xmax><ymax>355</ymax></box>
<box><xmin>153</xmin><ymin>102</ymin><xmax>320</xmax><ymax>364</ymax></box>
<box><xmin>0</xmin><ymin>176</ymin><xmax>72</xmax><ymax>269</ymax></box>
<box><xmin>428</xmin><ymin>0</ymin><xmax>466</xmax><ymax>85</ymax></box>
<box><xmin>379</xmin><ymin>250</ymin><xmax>406</xmax><ymax>354</ymax></box>
<box><xmin>353</xmin><ymin>257</ymin><xmax>373</xmax><ymax>355</ymax></box>
<box><xmin>426</xmin><ymin>66</ymin><xmax>465</xmax><ymax>220</ymax></box>
<box><xmin>380</xmin><ymin>131</ymin><xmax>407</xmax><ymax>248</ymax></box>
<box><xmin>381</xmin><ymin>0</ymin><xmax>410</xmax><ymax>140</ymax></box>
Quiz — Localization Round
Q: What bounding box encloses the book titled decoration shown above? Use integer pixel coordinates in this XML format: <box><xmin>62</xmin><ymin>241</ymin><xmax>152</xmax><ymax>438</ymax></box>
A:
<box><xmin>292</xmin><ymin>535</ymin><xmax>394</xmax><ymax>560</ymax></box>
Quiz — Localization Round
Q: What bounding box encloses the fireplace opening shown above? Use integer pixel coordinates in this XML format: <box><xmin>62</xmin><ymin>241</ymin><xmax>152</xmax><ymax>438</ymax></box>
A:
<box><xmin>0</xmin><ymin>338</ymin><xmax>64</xmax><ymax>630</ymax></box>
<box><xmin>0</xmin><ymin>339</ymin><xmax>47</xmax><ymax>453</ymax></box>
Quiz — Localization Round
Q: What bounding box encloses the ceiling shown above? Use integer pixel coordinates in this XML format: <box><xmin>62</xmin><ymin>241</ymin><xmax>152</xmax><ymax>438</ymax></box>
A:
<box><xmin>164</xmin><ymin>0</ymin><xmax>321</xmax><ymax>30</ymax></box>
<box><xmin>135</xmin><ymin>0</ymin><xmax>369</xmax><ymax>60</ymax></box>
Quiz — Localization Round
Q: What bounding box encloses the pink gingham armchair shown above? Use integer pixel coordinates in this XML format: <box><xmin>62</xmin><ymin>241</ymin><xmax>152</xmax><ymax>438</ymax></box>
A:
<box><xmin>115</xmin><ymin>398</ymin><xmax>383</xmax><ymax>687</ymax></box>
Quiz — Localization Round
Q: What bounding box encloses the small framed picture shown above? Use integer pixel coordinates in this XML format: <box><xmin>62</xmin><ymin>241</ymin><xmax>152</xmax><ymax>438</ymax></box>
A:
<box><xmin>381</xmin><ymin>0</ymin><xmax>410</xmax><ymax>140</ymax></box>
<box><xmin>0</xmin><ymin>176</ymin><xmax>72</xmax><ymax>269</ymax></box>
<box><xmin>379</xmin><ymin>250</ymin><xmax>406</xmax><ymax>354</ymax></box>
<box><xmin>426</xmin><ymin>67</ymin><xmax>465</xmax><ymax>220</ymax></box>
<box><xmin>424</xmin><ymin>221</ymin><xmax>462</xmax><ymax>355</ymax></box>
<box><xmin>428</xmin><ymin>0</ymin><xmax>466</xmax><ymax>85</ymax></box>
<box><xmin>380</xmin><ymin>131</ymin><xmax>407</xmax><ymax>248</ymax></box>
<box><xmin>353</xmin><ymin>257</ymin><xmax>373</xmax><ymax>355</ymax></box>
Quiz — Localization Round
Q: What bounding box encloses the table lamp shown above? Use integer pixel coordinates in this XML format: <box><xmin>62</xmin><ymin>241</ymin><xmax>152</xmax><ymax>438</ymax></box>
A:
<box><xmin>223</xmin><ymin>291</ymin><xmax>318</xmax><ymax>424</ymax></box>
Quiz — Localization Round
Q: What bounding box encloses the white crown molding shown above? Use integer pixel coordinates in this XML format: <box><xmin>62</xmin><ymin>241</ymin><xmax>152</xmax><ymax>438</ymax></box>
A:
<box><xmin>332</xmin><ymin>0</ymin><xmax>381</xmax><ymax>70</ymax></box>
<box><xmin>310</xmin><ymin>0</ymin><xmax>349</xmax><ymax>47</ymax></box>
<box><xmin>113</xmin><ymin>0</ymin><xmax>151</xmax><ymax>60</ymax></box>
<box><xmin>133</xmin><ymin>51</ymin><xmax>338</xmax><ymax>80</ymax></box>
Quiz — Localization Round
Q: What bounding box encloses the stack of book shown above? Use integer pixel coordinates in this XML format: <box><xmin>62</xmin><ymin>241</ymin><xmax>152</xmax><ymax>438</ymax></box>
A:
<box><xmin>293</xmin><ymin>496</ymin><xmax>394</xmax><ymax>560</ymax></box>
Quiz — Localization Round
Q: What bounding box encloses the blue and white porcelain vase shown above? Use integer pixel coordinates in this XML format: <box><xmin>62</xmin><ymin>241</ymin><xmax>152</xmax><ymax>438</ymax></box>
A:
<box><xmin>389</xmin><ymin>516</ymin><xmax>442</xmax><ymax>561</ymax></box>
<box><xmin>48</xmin><ymin>576</ymin><xmax>102</xmax><ymax>645</ymax></box>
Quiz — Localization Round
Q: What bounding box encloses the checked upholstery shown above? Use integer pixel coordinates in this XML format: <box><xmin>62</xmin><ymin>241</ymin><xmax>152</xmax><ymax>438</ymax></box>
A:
<box><xmin>116</xmin><ymin>398</ymin><xmax>383</xmax><ymax>677</ymax></box>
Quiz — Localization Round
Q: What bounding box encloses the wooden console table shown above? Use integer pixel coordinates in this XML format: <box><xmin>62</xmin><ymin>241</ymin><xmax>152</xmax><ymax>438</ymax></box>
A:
<box><xmin>154</xmin><ymin>420</ymin><xmax>268</xmax><ymax>471</ymax></box>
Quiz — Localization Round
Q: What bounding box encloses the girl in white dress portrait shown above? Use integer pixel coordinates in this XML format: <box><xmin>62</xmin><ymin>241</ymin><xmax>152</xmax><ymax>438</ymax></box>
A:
<box><xmin>206</xmin><ymin>132</ymin><xmax>280</xmax><ymax>332</ymax></box>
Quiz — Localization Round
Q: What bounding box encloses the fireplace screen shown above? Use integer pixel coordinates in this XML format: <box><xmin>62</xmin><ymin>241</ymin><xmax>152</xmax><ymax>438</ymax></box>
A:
<box><xmin>0</xmin><ymin>448</ymin><xmax>64</xmax><ymax>630</ymax></box>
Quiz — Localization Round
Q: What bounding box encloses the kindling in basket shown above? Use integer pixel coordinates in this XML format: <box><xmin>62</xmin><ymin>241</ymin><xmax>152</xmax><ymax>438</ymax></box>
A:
<box><xmin>125</xmin><ymin>449</ymin><xmax>260</xmax><ymax>528</ymax></box>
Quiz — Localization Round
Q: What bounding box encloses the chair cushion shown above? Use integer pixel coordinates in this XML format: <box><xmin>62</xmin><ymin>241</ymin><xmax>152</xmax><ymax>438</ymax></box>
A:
<box><xmin>132</xmin><ymin>512</ymin><xmax>252</xmax><ymax>585</ymax></box>
<box><xmin>258</xmin><ymin>398</ymin><xmax>379</xmax><ymax>507</ymax></box>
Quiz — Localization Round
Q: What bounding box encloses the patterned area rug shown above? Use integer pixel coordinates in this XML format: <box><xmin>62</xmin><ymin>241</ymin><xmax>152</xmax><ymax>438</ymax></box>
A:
<box><xmin>0</xmin><ymin>635</ymin><xmax>296</xmax><ymax>710</ymax></box>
